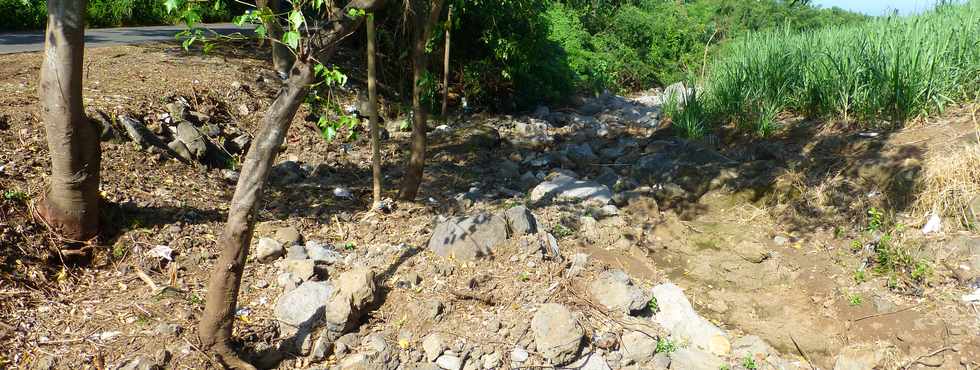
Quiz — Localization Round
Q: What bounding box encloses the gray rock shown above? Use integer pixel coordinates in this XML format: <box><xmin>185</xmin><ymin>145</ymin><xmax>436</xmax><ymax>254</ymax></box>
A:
<box><xmin>620</xmin><ymin>331</ymin><xmax>657</xmax><ymax>364</ymax></box>
<box><xmin>482</xmin><ymin>352</ymin><xmax>501</xmax><ymax>369</ymax></box>
<box><xmin>279</xmin><ymin>259</ymin><xmax>315</xmax><ymax>281</ymax></box>
<box><xmin>324</xmin><ymin>268</ymin><xmax>377</xmax><ymax>336</ymax></box>
<box><xmin>519</xmin><ymin>172</ymin><xmax>539</xmax><ymax>190</ymax></box>
<box><xmin>732</xmin><ymin>335</ymin><xmax>775</xmax><ymax>360</ymax></box>
<box><xmin>276</xmin><ymin>272</ymin><xmax>301</xmax><ymax>291</ymax></box>
<box><xmin>226</xmin><ymin>134</ymin><xmax>251</xmax><ymax>154</ymax></box>
<box><xmin>595</xmin><ymin>168</ymin><xmax>621</xmax><ymax>190</ymax></box>
<box><xmin>428</xmin><ymin>213</ymin><xmax>509</xmax><ymax>260</ymax></box>
<box><xmin>435</xmin><ymin>354</ymin><xmax>463</xmax><ymax>370</ymax></box>
<box><xmin>499</xmin><ymin>159</ymin><xmax>521</xmax><ymax>179</ymax></box>
<box><xmin>567</xmin><ymin>253</ymin><xmax>589</xmax><ymax>277</ymax></box>
<box><xmin>651</xmin><ymin>353</ymin><xmax>670</xmax><ymax>369</ymax></box>
<box><xmin>503</xmin><ymin>206</ymin><xmax>538</xmax><ymax>236</ymax></box>
<box><xmin>651</xmin><ymin>283</ymin><xmax>730</xmax><ymax>356</ymax></box>
<box><xmin>510</xmin><ymin>348</ymin><xmax>529</xmax><ymax>363</ymax></box>
<box><xmin>565</xmin><ymin>143</ymin><xmax>598</xmax><ymax>168</ymax></box>
<box><xmin>275</xmin><ymin>226</ymin><xmax>302</xmax><ymax>246</ymax></box>
<box><xmin>255</xmin><ymin>237</ymin><xmax>285</xmax><ymax>263</ymax></box>
<box><xmin>270</xmin><ymin>161</ymin><xmax>305</xmax><ymax>185</ymax></box>
<box><xmin>306</xmin><ymin>242</ymin><xmax>342</xmax><ymax>264</ymax></box>
<box><xmin>567</xmin><ymin>352</ymin><xmax>612</xmax><ymax>370</ymax></box>
<box><xmin>668</xmin><ymin>348</ymin><xmax>723</xmax><ymax>370</ymax></box>
<box><xmin>533</xmin><ymin>105</ymin><xmax>551</xmax><ymax>119</ymax></box>
<box><xmin>663</xmin><ymin>82</ymin><xmax>693</xmax><ymax>107</ymax></box>
<box><xmin>590</xmin><ymin>270</ymin><xmax>651</xmax><ymax>314</ymax></box>
<box><xmin>175</xmin><ymin>121</ymin><xmax>207</xmax><ymax>159</ymax></box>
<box><xmin>117</xmin><ymin>355</ymin><xmax>163</xmax><ymax>370</ymax></box>
<box><xmin>833</xmin><ymin>344</ymin><xmax>888</xmax><ymax>370</ymax></box>
<box><xmin>423</xmin><ymin>333</ymin><xmax>446</xmax><ymax>361</ymax></box>
<box><xmin>152</xmin><ymin>322</ymin><xmax>182</xmax><ymax>337</ymax></box>
<box><xmin>529</xmin><ymin>175</ymin><xmax>612</xmax><ymax>206</ymax></box>
<box><xmin>167</xmin><ymin>139</ymin><xmax>193</xmax><ymax>162</ymax></box>
<box><xmin>310</xmin><ymin>331</ymin><xmax>333</xmax><ymax>361</ymax></box>
<box><xmin>285</xmin><ymin>244</ymin><xmax>309</xmax><ymax>260</ymax></box>
<box><xmin>274</xmin><ymin>281</ymin><xmax>332</xmax><ymax>327</ymax></box>
<box><xmin>118</xmin><ymin>115</ymin><xmax>157</xmax><ymax>149</ymax></box>
<box><xmin>531</xmin><ymin>303</ymin><xmax>583</xmax><ymax>365</ymax></box>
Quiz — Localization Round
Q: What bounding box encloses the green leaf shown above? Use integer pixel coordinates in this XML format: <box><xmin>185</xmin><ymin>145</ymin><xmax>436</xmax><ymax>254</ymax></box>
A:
<box><xmin>282</xmin><ymin>31</ymin><xmax>300</xmax><ymax>49</ymax></box>
<box><xmin>255</xmin><ymin>25</ymin><xmax>267</xmax><ymax>39</ymax></box>
<box><xmin>288</xmin><ymin>10</ymin><xmax>304</xmax><ymax>31</ymax></box>
<box><xmin>324</xmin><ymin>126</ymin><xmax>337</xmax><ymax>141</ymax></box>
<box><xmin>212</xmin><ymin>0</ymin><xmax>222</xmax><ymax>11</ymax></box>
<box><xmin>164</xmin><ymin>0</ymin><xmax>180</xmax><ymax>13</ymax></box>
<box><xmin>182</xmin><ymin>36</ymin><xmax>196</xmax><ymax>50</ymax></box>
<box><xmin>314</xmin><ymin>63</ymin><xmax>326</xmax><ymax>78</ymax></box>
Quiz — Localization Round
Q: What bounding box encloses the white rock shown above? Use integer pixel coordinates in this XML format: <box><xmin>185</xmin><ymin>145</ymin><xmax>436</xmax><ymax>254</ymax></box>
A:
<box><xmin>651</xmin><ymin>283</ymin><xmax>730</xmax><ymax>356</ymax></box>
<box><xmin>435</xmin><ymin>354</ymin><xmax>462</xmax><ymax>370</ymax></box>
<box><xmin>422</xmin><ymin>333</ymin><xmax>446</xmax><ymax>361</ymax></box>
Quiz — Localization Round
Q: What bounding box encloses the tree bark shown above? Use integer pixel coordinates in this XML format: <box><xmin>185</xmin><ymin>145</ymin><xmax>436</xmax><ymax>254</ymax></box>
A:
<box><xmin>367</xmin><ymin>14</ymin><xmax>382</xmax><ymax>206</ymax></box>
<box><xmin>398</xmin><ymin>0</ymin><xmax>445</xmax><ymax>201</ymax></box>
<box><xmin>441</xmin><ymin>6</ymin><xmax>451</xmax><ymax>118</ymax></box>
<box><xmin>38</xmin><ymin>0</ymin><xmax>101</xmax><ymax>242</ymax></box>
<box><xmin>197</xmin><ymin>62</ymin><xmax>314</xmax><ymax>370</ymax></box>
<box><xmin>257</xmin><ymin>0</ymin><xmax>295</xmax><ymax>78</ymax></box>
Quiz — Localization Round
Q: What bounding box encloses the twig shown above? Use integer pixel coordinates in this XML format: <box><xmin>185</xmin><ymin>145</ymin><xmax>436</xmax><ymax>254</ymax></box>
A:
<box><xmin>902</xmin><ymin>347</ymin><xmax>952</xmax><ymax>369</ymax></box>
<box><xmin>447</xmin><ymin>288</ymin><xmax>495</xmax><ymax>306</ymax></box>
<box><xmin>851</xmin><ymin>303</ymin><xmax>921</xmax><ymax>323</ymax></box>
<box><xmin>135</xmin><ymin>268</ymin><xmax>159</xmax><ymax>291</ymax></box>
<box><xmin>789</xmin><ymin>334</ymin><xmax>816</xmax><ymax>370</ymax></box>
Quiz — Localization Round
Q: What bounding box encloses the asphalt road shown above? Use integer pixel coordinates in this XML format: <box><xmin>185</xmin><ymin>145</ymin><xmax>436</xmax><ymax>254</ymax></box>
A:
<box><xmin>0</xmin><ymin>23</ymin><xmax>251</xmax><ymax>54</ymax></box>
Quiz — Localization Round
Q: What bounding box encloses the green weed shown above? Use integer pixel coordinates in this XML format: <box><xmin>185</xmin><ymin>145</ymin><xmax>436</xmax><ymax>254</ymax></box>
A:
<box><xmin>2</xmin><ymin>190</ymin><xmax>27</xmax><ymax>202</ymax></box>
<box><xmin>848</xmin><ymin>293</ymin><xmax>863</xmax><ymax>306</ymax></box>
<box><xmin>551</xmin><ymin>224</ymin><xmax>573</xmax><ymax>239</ymax></box>
<box><xmin>742</xmin><ymin>355</ymin><xmax>759</xmax><ymax>370</ymax></box>
<box><xmin>648</xmin><ymin>297</ymin><xmax>659</xmax><ymax>313</ymax></box>
<box><xmin>656</xmin><ymin>338</ymin><xmax>677</xmax><ymax>354</ymax></box>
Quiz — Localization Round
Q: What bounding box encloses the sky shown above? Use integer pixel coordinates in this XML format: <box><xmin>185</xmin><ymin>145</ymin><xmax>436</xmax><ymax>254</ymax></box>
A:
<box><xmin>812</xmin><ymin>0</ymin><xmax>941</xmax><ymax>15</ymax></box>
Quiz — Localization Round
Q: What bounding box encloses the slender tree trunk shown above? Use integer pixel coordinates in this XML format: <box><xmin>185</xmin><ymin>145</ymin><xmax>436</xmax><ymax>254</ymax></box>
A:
<box><xmin>38</xmin><ymin>0</ymin><xmax>101</xmax><ymax>242</ymax></box>
<box><xmin>259</xmin><ymin>0</ymin><xmax>294</xmax><ymax>78</ymax></box>
<box><xmin>367</xmin><ymin>14</ymin><xmax>382</xmax><ymax>206</ymax></box>
<box><xmin>399</xmin><ymin>0</ymin><xmax>445</xmax><ymax>201</ymax></box>
<box><xmin>441</xmin><ymin>6</ymin><xmax>451</xmax><ymax>118</ymax></box>
<box><xmin>198</xmin><ymin>62</ymin><xmax>314</xmax><ymax>370</ymax></box>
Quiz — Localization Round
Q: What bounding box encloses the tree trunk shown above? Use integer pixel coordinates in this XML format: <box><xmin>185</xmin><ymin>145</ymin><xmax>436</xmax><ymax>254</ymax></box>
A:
<box><xmin>398</xmin><ymin>0</ymin><xmax>445</xmax><ymax>201</ymax></box>
<box><xmin>367</xmin><ymin>14</ymin><xmax>382</xmax><ymax>206</ymax></box>
<box><xmin>38</xmin><ymin>0</ymin><xmax>101</xmax><ymax>242</ymax></box>
<box><xmin>258</xmin><ymin>0</ymin><xmax>294</xmax><ymax>78</ymax></box>
<box><xmin>441</xmin><ymin>6</ymin><xmax>451</xmax><ymax>118</ymax></box>
<box><xmin>198</xmin><ymin>62</ymin><xmax>314</xmax><ymax>370</ymax></box>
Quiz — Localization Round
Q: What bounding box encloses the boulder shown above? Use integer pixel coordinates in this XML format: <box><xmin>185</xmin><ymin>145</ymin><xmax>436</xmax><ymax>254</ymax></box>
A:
<box><xmin>428</xmin><ymin>213</ymin><xmax>509</xmax><ymax>260</ymax></box>
<box><xmin>270</xmin><ymin>161</ymin><xmax>305</xmax><ymax>185</ymax></box>
<box><xmin>255</xmin><ymin>238</ymin><xmax>284</xmax><ymax>263</ymax></box>
<box><xmin>275</xmin><ymin>226</ymin><xmax>303</xmax><ymax>246</ymax></box>
<box><xmin>833</xmin><ymin>344</ymin><xmax>889</xmax><ymax>370</ymax></box>
<box><xmin>529</xmin><ymin>175</ymin><xmax>612</xmax><ymax>206</ymax></box>
<box><xmin>118</xmin><ymin>115</ymin><xmax>158</xmax><ymax>149</ymax></box>
<box><xmin>567</xmin><ymin>352</ymin><xmax>611</xmax><ymax>370</ymax></box>
<box><xmin>590</xmin><ymin>269</ymin><xmax>650</xmax><ymax>314</ymax></box>
<box><xmin>502</xmin><ymin>206</ymin><xmax>538</xmax><ymax>236</ymax></box>
<box><xmin>323</xmin><ymin>268</ymin><xmax>377</xmax><ymax>337</ymax></box>
<box><xmin>651</xmin><ymin>283</ymin><xmax>730</xmax><ymax>356</ymax></box>
<box><xmin>274</xmin><ymin>281</ymin><xmax>333</xmax><ymax>327</ymax></box>
<box><xmin>531</xmin><ymin>303</ymin><xmax>583</xmax><ymax>365</ymax></box>
<box><xmin>564</xmin><ymin>143</ymin><xmax>598</xmax><ymax>168</ymax></box>
<box><xmin>422</xmin><ymin>333</ymin><xmax>446</xmax><ymax>361</ymax></box>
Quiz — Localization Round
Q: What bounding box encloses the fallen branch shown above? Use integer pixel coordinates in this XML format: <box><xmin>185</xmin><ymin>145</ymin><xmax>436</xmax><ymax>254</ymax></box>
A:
<box><xmin>851</xmin><ymin>303</ymin><xmax>921</xmax><ymax>323</ymax></box>
<box><xmin>902</xmin><ymin>347</ymin><xmax>952</xmax><ymax>369</ymax></box>
<box><xmin>789</xmin><ymin>334</ymin><xmax>816</xmax><ymax>370</ymax></box>
<box><xmin>134</xmin><ymin>268</ymin><xmax>159</xmax><ymax>291</ymax></box>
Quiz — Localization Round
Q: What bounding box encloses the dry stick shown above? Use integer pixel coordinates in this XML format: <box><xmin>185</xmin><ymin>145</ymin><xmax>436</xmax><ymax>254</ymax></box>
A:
<box><xmin>367</xmin><ymin>13</ymin><xmax>382</xmax><ymax>206</ymax></box>
<box><xmin>790</xmin><ymin>334</ymin><xmax>817</xmax><ymax>370</ymax></box>
<box><xmin>134</xmin><ymin>268</ymin><xmax>159</xmax><ymax>291</ymax></box>
<box><xmin>902</xmin><ymin>347</ymin><xmax>952</xmax><ymax>370</ymax></box>
<box><xmin>441</xmin><ymin>5</ymin><xmax>452</xmax><ymax>118</ymax></box>
<box><xmin>851</xmin><ymin>303</ymin><xmax>922</xmax><ymax>323</ymax></box>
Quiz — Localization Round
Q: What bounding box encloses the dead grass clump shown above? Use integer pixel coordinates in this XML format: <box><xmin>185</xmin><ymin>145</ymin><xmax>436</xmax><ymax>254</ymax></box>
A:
<box><xmin>912</xmin><ymin>135</ymin><xmax>980</xmax><ymax>226</ymax></box>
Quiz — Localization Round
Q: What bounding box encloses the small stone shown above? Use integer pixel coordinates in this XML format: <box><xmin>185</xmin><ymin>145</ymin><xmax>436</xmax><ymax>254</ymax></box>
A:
<box><xmin>275</xmin><ymin>227</ymin><xmax>302</xmax><ymax>246</ymax></box>
<box><xmin>423</xmin><ymin>333</ymin><xmax>446</xmax><ymax>361</ymax></box>
<box><xmin>428</xmin><ymin>213</ymin><xmax>509</xmax><ymax>260</ymax></box>
<box><xmin>620</xmin><ymin>331</ymin><xmax>656</xmax><ymax>364</ymax></box>
<box><xmin>773</xmin><ymin>235</ymin><xmax>789</xmax><ymax>246</ymax></box>
<box><xmin>276</xmin><ymin>272</ymin><xmax>301</xmax><ymax>290</ymax></box>
<box><xmin>530</xmin><ymin>303</ymin><xmax>583</xmax><ymax>364</ymax></box>
<box><xmin>567</xmin><ymin>253</ymin><xmax>589</xmax><ymax>277</ymax></box>
<box><xmin>306</xmin><ymin>242</ymin><xmax>341</xmax><ymax>263</ymax></box>
<box><xmin>833</xmin><ymin>344</ymin><xmax>888</xmax><ymax>370</ymax></box>
<box><xmin>482</xmin><ymin>352</ymin><xmax>501</xmax><ymax>369</ymax></box>
<box><xmin>651</xmin><ymin>353</ymin><xmax>670</xmax><ymax>369</ymax></box>
<box><xmin>311</xmin><ymin>331</ymin><xmax>333</xmax><ymax>361</ymax></box>
<box><xmin>590</xmin><ymin>269</ymin><xmax>651</xmax><ymax>314</ymax></box>
<box><xmin>511</xmin><ymin>348</ymin><xmax>529</xmax><ymax>363</ymax></box>
<box><xmin>280</xmin><ymin>260</ymin><xmax>315</xmax><ymax>281</ymax></box>
<box><xmin>486</xmin><ymin>318</ymin><xmax>502</xmax><ymax>332</ymax></box>
<box><xmin>153</xmin><ymin>322</ymin><xmax>182</xmax><ymax>337</ymax></box>
<box><xmin>423</xmin><ymin>300</ymin><xmax>444</xmax><ymax>320</ymax></box>
<box><xmin>503</xmin><ymin>206</ymin><xmax>538</xmax><ymax>236</ymax></box>
<box><xmin>255</xmin><ymin>238</ymin><xmax>285</xmax><ymax>263</ymax></box>
<box><xmin>285</xmin><ymin>244</ymin><xmax>309</xmax><ymax>260</ymax></box>
<box><xmin>669</xmin><ymin>348</ymin><xmax>724</xmax><ymax>370</ymax></box>
<box><xmin>435</xmin><ymin>354</ymin><xmax>463</xmax><ymax>370</ymax></box>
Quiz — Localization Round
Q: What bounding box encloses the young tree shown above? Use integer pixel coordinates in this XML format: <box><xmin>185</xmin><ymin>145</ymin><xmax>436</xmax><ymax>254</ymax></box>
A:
<box><xmin>255</xmin><ymin>0</ymin><xmax>295</xmax><ymax>78</ymax></box>
<box><xmin>440</xmin><ymin>5</ymin><xmax>451</xmax><ymax>117</ymax></box>
<box><xmin>168</xmin><ymin>1</ymin><xmax>383</xmax><ymax>367</ymax></box>
<box><xmin>398</xmin><ymin>0</ymin><xmax>446</xmax><ymax>200</ymax></box>
<box><xmin>38</xmin><ymin>0</ymin><xmax>102</xmax><ymax>242</ymax></box>
<box><xmin>367</xmin><ymin>13</ymin><xmax>382</xmax><ymax>207</ymax></box>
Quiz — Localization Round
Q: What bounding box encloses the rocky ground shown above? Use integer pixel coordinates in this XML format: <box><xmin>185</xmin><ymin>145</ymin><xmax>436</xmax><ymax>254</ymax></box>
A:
<box><xmin>1</xmin><ymin>43</ymin><xmax>979</xmax><ymax>370</ymax></box>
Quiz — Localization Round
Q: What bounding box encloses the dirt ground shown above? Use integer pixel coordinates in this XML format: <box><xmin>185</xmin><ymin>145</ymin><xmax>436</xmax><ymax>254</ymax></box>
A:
<box><xmin>1</xmin><ymin>43</ymin><xmax>979</xmax><ymax>370</ymax></box>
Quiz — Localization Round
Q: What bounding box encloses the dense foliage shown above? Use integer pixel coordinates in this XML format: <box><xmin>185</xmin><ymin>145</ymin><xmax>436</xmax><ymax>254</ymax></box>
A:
<box><xmin>0</xmin><ymin>0</ymin><xmax>235</xmax><ymax>30</ymax></box>
<box><xmin>447</xmin><ymin>0</ymin><xmax>867</xmax><ymax>109</ymax></box>
<box><xmin>675</xmin><ymin>0</ymin><xmax>980</xmax><ymax>138</ymax></box>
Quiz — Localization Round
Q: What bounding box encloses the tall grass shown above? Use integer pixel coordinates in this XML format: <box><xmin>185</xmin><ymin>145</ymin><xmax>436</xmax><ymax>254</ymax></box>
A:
<box><xmin>680</xmin><ymin>0</ymin><xmax>980</xmax><ymax>138</ymax></box>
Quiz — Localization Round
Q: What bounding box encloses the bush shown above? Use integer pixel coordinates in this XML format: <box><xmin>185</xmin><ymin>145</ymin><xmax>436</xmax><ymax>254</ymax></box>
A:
<box><xmin>0</xmin><ymin>0</ymin><xmax>234</xmax><ymax>30</ymax></box>
<box><xmin>0</xmin><ymin>0</ymin><xmax>46</xmax><ymax>31</ymax></box>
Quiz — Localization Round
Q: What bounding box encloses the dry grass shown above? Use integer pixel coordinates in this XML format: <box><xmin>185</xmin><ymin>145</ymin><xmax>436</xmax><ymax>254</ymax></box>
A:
<box><xmin>912</xmin><ymin>123</ymin><xmax>980</xmax><ymax>226</ymax></box>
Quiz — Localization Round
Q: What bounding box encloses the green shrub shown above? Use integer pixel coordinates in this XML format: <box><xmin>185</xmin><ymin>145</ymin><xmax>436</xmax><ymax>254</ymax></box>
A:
<box><xmin>0</xmin><ymin>0</ymin><xmax>46</xmax><ymax>31</ymax></box>
<box><xmin>0</xmin><ymin>0</ymin><xmax>233</xmax><ymax>30</ymax></box>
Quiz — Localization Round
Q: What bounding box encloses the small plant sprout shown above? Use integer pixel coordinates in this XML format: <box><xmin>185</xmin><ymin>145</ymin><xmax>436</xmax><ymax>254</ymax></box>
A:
<box><xmin>648</xmin><ymin>297</ymin><xmax>659</xmax><ymax>313</ymax></box>
<box><xmin>742</xmin><ymin>355</ymin><xmax>759</xmax><ymax>370</ymax></box>
<box><xmin>551</xmin><ymin>224</ymin><xmax>573</xmax><ymax>238</ymax></box>
<box><xmin>656</xmin><ymin>338</ymin><xmax>677</xmax><ymax>354</ymax></box>
<box><xmin>867</xmin><ymin>207</ymin><xmax>884</xmax><ymax>232</ymax></box>
<box><xmin>848</xmin><ymin>294</ymin><xmax>863</xmax><ymax>306</ymax></box>
<box><xmin>853</xmin><ymin>269</ymin><xmax>867</xmax><ymax>283</ymax></box>
<box><xmin>344</xmin><ymin>242</ymin><xmax>356</xmax><ymax>251</ymax></box>
<box><xmin>518</xmin><ymin>272</ymin><xmax>530</xmax><ymax>282</ymax></box>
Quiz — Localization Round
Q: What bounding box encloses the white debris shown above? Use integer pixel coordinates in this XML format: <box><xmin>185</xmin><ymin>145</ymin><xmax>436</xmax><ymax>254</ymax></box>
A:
<box><xmin>147</xmin><ymin>245</ymin><xmax>174</xmax><ymax>261</ymax></box>
<box><xmin>921</xmin><ymin>213</ymin><xmax>941</xmax><ymax>234</ymax></box>
<box><xmin>963</xmin><ymin>288</ymin><xmax>980</xmax><ymax>303</ymax></box>
<box><xmin>333</xmin><ymin>187</ymin><xmax>353</xmax><ymax>199</ymax></box>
